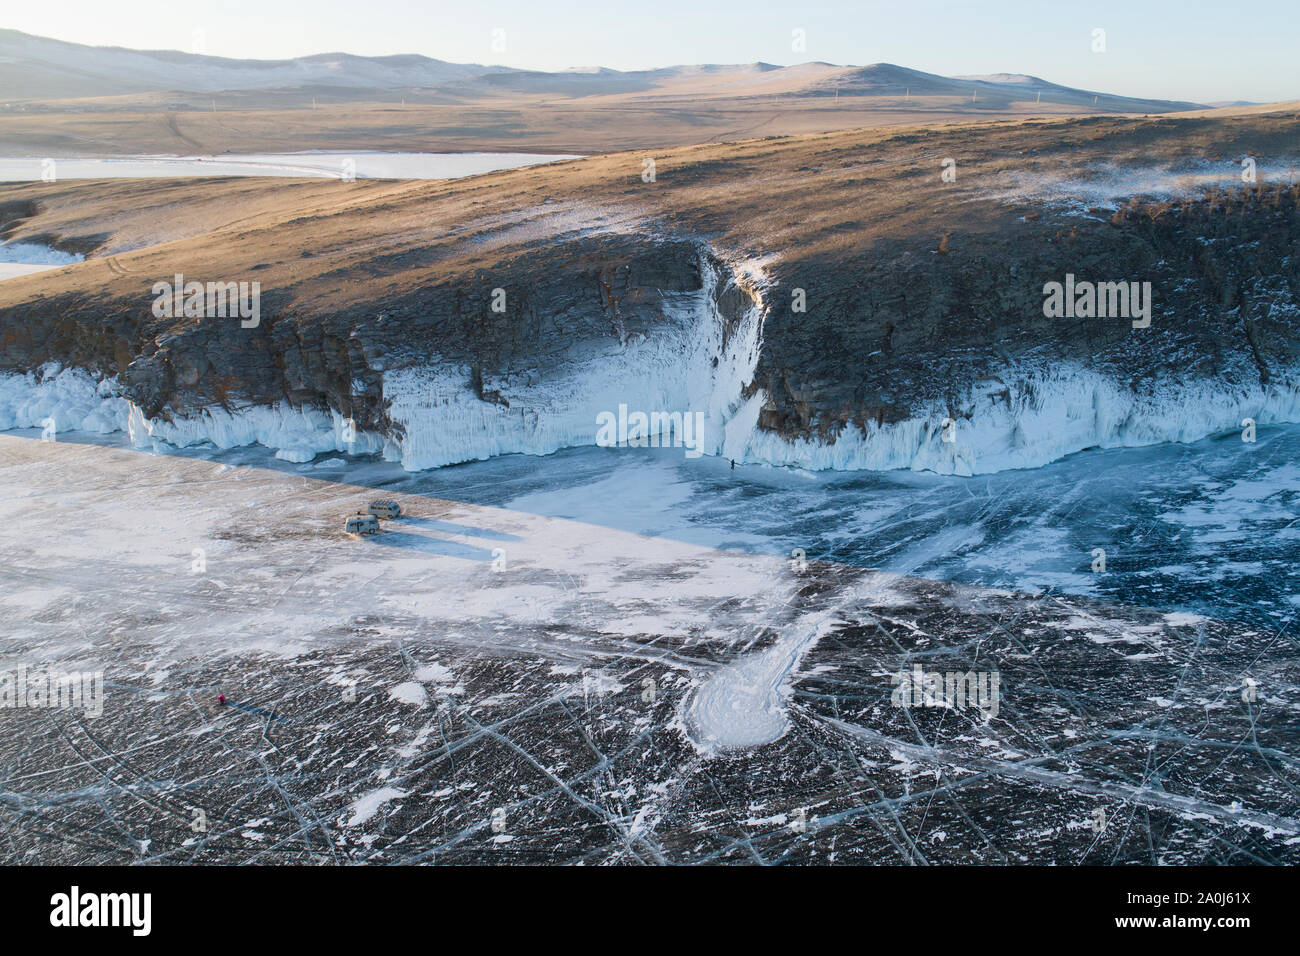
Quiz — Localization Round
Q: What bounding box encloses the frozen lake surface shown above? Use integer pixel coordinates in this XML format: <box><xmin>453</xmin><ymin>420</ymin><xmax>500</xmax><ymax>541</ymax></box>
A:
<box><xmin>56</xmin><ymin>421</ymin><xmax>1294</xmax><ymax>629</ymax></box>
<box><xmin>0</xmin><ymin>425</ymin><xmax>1295</xmax><ymax>864</ymax></box>
<box><xmin>0</xmin><ymin>151</ymin><xmax>582</xmax><ymax>182</ymax></box>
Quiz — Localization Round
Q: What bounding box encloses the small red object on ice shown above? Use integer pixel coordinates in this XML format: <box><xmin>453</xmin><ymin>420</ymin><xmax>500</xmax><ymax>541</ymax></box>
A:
<box><xmin>218</xmin><ymin>694</ymin><xmax>227</xmax><ymax>706</ymax></box>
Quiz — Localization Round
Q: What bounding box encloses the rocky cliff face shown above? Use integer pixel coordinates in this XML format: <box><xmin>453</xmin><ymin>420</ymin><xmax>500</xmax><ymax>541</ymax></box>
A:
<box><xmin>1</xmin><ymin>236</ymin><xmax>695</xmax><ymax>407</ymax></box>
<box><xmin>0</xmin><ymin>228</ymin><xmax>768</xmax><ymax>466</ymax></box>
<box><xmin>128</xmin><ymin>237</ymin><xmax>737</xmax><ymax>433</ymax></box>
<box><xmin>1</xmin><ymin>114</ymin><xmax>1298</xmax><ymax>472</ymax></box>
<box><xmin>751</xmin><ymin>184</ymin><xmax>1300</xmax><ymax>442</ymax></box>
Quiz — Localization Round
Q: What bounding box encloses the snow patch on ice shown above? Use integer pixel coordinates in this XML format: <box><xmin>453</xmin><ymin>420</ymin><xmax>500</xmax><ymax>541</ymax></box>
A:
<box><xmin>388</xmin><ymin>681</ymin><xmax>429</xmax><ymax>707</ymax></box>
<box><xmin>345</xmin><ymin>786</ymin><xmax>406</xmax><ymax>827</ymax></box>
<box><xmin>684</xmin><ymin>609</ymin><xmax>843</xmax><ymax>753</ymax></box>
<box><xmin>413</xmin><ymin>662</ymin><xmax>454</xmax><ymax>684</ymax></box>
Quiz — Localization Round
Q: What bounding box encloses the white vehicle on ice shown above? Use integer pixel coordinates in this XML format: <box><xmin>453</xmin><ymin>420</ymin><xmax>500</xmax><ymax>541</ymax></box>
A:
<box><xmin>344</xmin><ymin>514</ymin><xmax>380</xmax><ymax>535</ymax></box>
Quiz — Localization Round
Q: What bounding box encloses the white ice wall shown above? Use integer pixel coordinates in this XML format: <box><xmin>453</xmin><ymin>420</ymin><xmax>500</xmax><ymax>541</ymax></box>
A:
<box><xmin>382</xmin><ymin>253</ymin><xmax>767</xmax><ymax>470</ymax></box>
<box><xmin>0</xmin><ymin>364</ymin><xmax>127</xmax><ymax>435</ymax></box>
<box><xmin>0</xmin><ymin>251</ymin><xmax>767</xmax><ymax>468</ymax></box>
<box><xmin>0</xmin><ymin>363</ymin><xmax>392</xmax><ymax>461</ymax></box>
<box><xmin>4</xmin><ymin>258</ymin><xmax>1299</xmax><ymax>477</ymax></box>
<box><xmin>727</xmin><ymin>366</ymin><xmax>1300</xmax><ymax>475</ymax></box>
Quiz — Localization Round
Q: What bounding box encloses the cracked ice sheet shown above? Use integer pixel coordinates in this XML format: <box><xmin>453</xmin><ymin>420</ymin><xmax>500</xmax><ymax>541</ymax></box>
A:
<box><xmin>0</xmin><ymin>434</ymin><xmax>1297</xmax><ymax>865</ymax></box>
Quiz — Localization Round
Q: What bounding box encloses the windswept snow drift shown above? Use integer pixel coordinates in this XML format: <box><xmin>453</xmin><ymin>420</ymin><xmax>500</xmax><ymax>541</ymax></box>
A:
<box><xmin>978</xmin><ymin>159</ymin><xmax>1300</xmax><ymax>214</ymax></box>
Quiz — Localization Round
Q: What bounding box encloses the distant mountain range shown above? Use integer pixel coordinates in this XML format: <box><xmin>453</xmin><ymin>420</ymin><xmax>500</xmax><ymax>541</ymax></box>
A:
<box><xmin>0</xmin><ymin>29</ymin><xmax>500</xmax><ymax>100</ymax></box>
<box><xmin>0</xmin><ymin>29</ymin><xmax>1204</xmax><ymax>113</ymax></box>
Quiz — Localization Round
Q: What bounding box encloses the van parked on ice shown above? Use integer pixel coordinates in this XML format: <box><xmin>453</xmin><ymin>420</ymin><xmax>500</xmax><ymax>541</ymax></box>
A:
<box><xmin>345</xmin><ymin>514</ymin><xmax>380</xmax><ymax>535</ymax></box>
<box><xmin>367</xmin><ymin>500</ymin><xmax>402</xmax><ymax>519</ymax></box>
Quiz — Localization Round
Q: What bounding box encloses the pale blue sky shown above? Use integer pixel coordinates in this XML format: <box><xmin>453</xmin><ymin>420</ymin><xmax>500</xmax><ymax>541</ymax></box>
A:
<box><xmin>5</xmin><ymin>0</ymin><xmax>1297</xmax><ymax>103</ymax></box>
